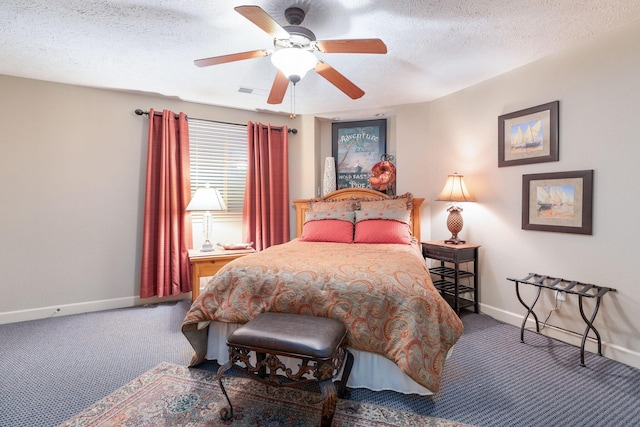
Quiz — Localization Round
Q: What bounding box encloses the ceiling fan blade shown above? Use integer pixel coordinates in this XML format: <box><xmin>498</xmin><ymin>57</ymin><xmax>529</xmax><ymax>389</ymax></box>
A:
<box><xmin>267</xmin><ymin>70</ymin><xmax>290</xmax><ymax>104</ymax></box>
<box><xmin>234</xmin><ymin>5</ymin><xmax>290</xmax><ymax>39</ymax></box>
<box><xmin>314</xmin><ymin>60</ymin><xmax>365</xmax><ymax>100</ymax></box>
<box><xmin>315</xmin><ymin>39</ymin><xmax>387</xmax><ymax>54</ymax></box>
<box><xmin>194</xmin><ymin>49</ymin><xmax>270</xmax><ymax>67</ymax></box>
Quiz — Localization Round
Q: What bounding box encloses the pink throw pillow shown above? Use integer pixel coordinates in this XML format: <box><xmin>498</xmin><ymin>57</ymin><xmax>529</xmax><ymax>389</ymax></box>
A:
<box><xmin>354</xmin><ymin>220</ymin><xmax>411</xmax><ymax>244</ymax></box>
<box><xmin>300</xmin><ymin>220</ymin><xmax>353</xmax><ymax>243</ymax></box>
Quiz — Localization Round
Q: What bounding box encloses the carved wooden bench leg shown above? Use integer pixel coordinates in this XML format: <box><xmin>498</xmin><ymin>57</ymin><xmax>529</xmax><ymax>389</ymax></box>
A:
<box><xmin>216</xmin><ymin>359</ymin><xmax>235</xmax><ymax>421</ymax></box>
<box><xmin>318</xmin><ymin>379</ymin><xmax>338</xmax><ymax>427</ymax></box>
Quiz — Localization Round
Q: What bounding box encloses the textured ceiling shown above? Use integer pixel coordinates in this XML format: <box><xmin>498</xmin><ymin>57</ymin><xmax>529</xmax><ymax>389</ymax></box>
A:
<box><xmin>2</xmin><ymin>1</ymin><xmax>640</xmax><ymax>119</ymax></box>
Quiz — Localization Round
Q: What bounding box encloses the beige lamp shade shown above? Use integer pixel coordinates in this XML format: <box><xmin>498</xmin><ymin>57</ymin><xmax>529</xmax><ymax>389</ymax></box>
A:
<box><xmin>436</xmin><ymin>173</ymin><xmax>474</xmax><ymax>203</ymax></box>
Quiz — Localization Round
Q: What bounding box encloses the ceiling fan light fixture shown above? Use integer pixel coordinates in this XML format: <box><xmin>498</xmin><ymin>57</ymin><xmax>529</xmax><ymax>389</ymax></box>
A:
<box><xmin>271</xmin><ymin>48</ymin><xmax>317</xmax><ymax>83</ymax></box>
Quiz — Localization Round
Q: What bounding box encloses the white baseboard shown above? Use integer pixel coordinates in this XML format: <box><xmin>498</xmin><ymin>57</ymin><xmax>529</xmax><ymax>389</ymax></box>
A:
<box><xmin>4</xmin><ymin>297</ymin><xmax>638</xmax><ymax>371</ymax></box>
<box><xmin>0</xmin><ymin>294</ymin><xmax>189</xmax><ymax>325</ymax></box>
<box><xmin>480</xmin><ymin>303</ymin><xmax>640</xmax><ymax>370</ymax></box>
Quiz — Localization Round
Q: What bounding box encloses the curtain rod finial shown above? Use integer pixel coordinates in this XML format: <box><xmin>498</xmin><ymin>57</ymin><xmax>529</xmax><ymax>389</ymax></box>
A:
<box><xmin>134</xmin><ymin>109</ymin><xmax>146</xmax><ymax>116</ymax></box>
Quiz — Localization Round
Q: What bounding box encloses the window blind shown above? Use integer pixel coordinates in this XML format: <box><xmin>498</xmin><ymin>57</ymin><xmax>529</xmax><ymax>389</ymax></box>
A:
<box><xmin>188</xmin><ymin>119</ymin><xmax>247</xmax><ymax>220</ymax></box>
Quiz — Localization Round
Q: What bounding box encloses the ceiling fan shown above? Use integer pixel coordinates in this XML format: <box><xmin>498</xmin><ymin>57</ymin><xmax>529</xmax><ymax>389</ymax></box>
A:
<box><xmin>194</xmin><ymin>5</ymin><xmax>387</xmax><ymax>105</ymax></box>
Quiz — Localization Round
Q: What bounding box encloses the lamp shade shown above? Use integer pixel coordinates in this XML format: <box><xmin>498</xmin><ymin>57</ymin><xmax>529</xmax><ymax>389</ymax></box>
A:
<box><xmin>186</xmin><ymin>186</ymin><xmax>227</xmax><ymax>211</ymax></box>
<box><xmin>436</xmin><ymin>173</ymin><xmax>474</xmax><ymax>203</ymax></box>
<box><xmin>271</xmin><ymin>48</ymin><xmax>317</xmax><ymax>83</ymax></box>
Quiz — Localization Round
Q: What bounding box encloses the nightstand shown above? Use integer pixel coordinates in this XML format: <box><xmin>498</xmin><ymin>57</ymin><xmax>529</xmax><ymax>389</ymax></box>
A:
<box><xmin>421</xmin><ymin>240</ymin><xmax>480</xmax><ymax>313</ymax></box>
<box><xmin>189</xmin><ymin>249</ymin><xmax>255</xmax><ymax>302</ymax></box>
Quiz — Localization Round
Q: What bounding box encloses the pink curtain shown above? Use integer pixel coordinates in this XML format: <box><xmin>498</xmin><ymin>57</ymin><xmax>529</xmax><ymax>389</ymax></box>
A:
<box><xmin>243</xmin><ymin>122</ymin><xmax>290</xmax><ymax>251</ymax></box>
<box><xmin>140</xmin><ymin>109</ymin><xmax>193</xmax><ymax>298</ymax></box>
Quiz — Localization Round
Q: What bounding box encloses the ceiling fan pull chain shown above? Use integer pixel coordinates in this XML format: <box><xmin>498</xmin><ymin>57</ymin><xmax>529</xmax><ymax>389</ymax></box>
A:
<box><xmin>290</xmin><ymin>82</ymin><xmax>297</xmax><ymax>119</ymax></box>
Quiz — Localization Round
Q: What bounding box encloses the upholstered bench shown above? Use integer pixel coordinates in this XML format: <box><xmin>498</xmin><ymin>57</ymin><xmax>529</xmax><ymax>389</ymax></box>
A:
<box><xmin>217</xmin><ymin>312</ymin><xmax>354</xmax><ymax>427</ymax></box>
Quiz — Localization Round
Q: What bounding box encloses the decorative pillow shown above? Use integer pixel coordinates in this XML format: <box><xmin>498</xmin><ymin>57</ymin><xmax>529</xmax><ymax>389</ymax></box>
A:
<box><xmin>299</xmin><ymin>211</ymin><xmax>355</xmax><ymax>243</ymax></box>
<box><xmin>304</xmin><ymin>211</ymin><xmax>356</xmax><ymax>223</ymax></box>
<box><xmin>353</xmin><ymin>210</ymin><xmax>412</xmax><ymax>244</ymax></box>
<box><xmin>308</xmin><ymin>198</ymin><xmax>358</xmax><ymax>212</ymax></box>
<box><xmin>358</xmin><ymin>193</ymin><xmax>413</xmax><ymax>211</ymax></box>
<box><xmin>355</xmin><ymin>210</ymin><xmax>410</xmax><ymax>224</ymax></box>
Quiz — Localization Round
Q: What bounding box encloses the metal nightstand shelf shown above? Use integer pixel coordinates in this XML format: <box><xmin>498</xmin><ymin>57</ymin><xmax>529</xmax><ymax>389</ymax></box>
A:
<box><xmin>422</xmin><ymin>241</ymin><xmax>480</xmax><ymax>313</ymax></box>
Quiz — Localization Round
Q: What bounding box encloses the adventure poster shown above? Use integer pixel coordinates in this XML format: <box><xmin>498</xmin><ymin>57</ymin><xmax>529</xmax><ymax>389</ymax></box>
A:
<box><xmin>331</xmin><ymin>119</ymin><xmax>386</xmax><ymax>190</ymax></box>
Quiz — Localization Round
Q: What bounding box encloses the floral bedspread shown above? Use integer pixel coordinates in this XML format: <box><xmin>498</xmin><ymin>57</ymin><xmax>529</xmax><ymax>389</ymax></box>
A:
<box><xmin>181</xmin><ymin>239</ymin><xmax>463</xmax><ymax>392</ymax></box>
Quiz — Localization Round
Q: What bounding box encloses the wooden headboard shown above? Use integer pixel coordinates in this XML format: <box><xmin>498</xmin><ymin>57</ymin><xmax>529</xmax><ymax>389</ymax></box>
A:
<box><xmin>292</xmin><ymin>188</ymin><xmax>424</xmax><ymax>241</ymax></box>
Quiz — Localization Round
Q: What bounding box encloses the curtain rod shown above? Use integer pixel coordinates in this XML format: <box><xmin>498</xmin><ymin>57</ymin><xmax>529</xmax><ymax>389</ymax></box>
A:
<box><xmin>134</xmin><ymin>109</ymin><xmax>297</xmax><ymax>134</ymax></box>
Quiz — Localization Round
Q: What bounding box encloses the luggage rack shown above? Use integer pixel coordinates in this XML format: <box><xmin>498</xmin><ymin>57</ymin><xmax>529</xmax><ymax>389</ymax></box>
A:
<box><xmin>507</xmin><ymin>273</ymin><xmax>616</xmax><ymax>366</ymax></box>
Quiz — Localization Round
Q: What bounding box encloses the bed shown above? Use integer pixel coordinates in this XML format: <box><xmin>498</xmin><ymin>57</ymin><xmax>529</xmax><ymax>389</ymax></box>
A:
<box><xmin>181</xmin><ymin>188</ymin><xmax>463</xmax><ymax>395</ymax></box>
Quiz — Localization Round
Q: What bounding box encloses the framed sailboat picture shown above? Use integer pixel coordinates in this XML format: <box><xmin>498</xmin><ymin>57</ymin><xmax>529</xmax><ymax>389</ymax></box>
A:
<box><xmin>498</xmin><ymin>101</ymin><xmax>559</xmax><ymax>167</ymax></box>
<box><xmin>522</xmin><ymin>170</ymin><xmax>594</xmax><ymax>234</ymax></box>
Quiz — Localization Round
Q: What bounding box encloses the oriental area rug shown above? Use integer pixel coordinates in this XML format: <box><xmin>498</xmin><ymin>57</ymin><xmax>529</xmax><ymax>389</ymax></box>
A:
<box><xmin>60</xmin><ymin>362</ymin><xmax>474</xmax><ymax>427</ymax></box>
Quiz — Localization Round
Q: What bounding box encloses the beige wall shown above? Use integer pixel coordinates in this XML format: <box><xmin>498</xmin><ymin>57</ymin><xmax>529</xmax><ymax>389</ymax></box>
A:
<box><xmin>396</xmin><ymin>20</ymin><xmax>640</xmax><ymax>368</ymax></box>
<box><xmin>2</xmin><ymin>18</ymin><xmax>639</xmax><ymax>369</ymax></box>
<box><xmin>0</xmin><ymin>76</ymin><xmax>308</xmax><ymax>321</ymax></box>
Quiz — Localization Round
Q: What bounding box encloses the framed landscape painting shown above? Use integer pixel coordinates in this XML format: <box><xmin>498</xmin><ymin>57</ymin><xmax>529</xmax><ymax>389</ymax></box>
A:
<box><xmin>332</xmin><ymin>119</ymin><xmax>386</xmax><ymax>190</ymax></box>
<box><xmin>522</xmin><ymin>170</ymin><xmax>594</xmax><ymax>234</ymax></box>
<box><xmin>498</xmin><ymin>101</ymin><xmax>559</xmax><ymax>167</ymax></box>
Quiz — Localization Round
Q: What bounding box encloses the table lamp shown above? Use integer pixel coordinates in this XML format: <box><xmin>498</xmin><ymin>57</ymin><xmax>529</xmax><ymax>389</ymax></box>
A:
<box><xmin>436</xmin><ymin>173</ymin><xmax>474</xmax><ymax>244</ymax></box>
<box><xmin>186</xmin><ymin>185</ymin><xmax>227</xmax><ymax>252</ymax></box>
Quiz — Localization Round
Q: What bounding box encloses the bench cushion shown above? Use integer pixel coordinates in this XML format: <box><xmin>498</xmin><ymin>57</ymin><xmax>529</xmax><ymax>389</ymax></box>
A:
<box><xmin>227</xmin><ymin>312</ymin><xmax>347</xmax><ymax>359</ymax></box>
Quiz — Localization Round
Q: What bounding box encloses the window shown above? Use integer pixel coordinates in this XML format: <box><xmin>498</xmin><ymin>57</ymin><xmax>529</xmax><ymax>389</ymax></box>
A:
<box><xmin>188</xmin><ymin>118</ymin><xmax>247</xmax><ymax>220</ymax></box>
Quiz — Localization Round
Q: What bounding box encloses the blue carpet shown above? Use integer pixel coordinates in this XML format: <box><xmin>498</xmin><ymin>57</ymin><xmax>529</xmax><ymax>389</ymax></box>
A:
<box><xmin>0</xmin><ymin>301</ymin><xmax>193</xmax><ymax>427</ymax></box>
<box><xmin>352</xmin><ymin>314</ymin><xmax>640</xmax><ymax>426</ymax></box>
<box><xmin>1</xmin><ymin>300</ymin><xmax>639</xmax><ymax>427</ymax></box>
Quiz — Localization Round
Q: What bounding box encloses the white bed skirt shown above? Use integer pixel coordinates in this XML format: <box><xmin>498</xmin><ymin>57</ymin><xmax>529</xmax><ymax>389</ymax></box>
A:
<box><xmin>205</xmin><ymin>321</ymin><xmax>434</xmax><ymax>396</ymax></box>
